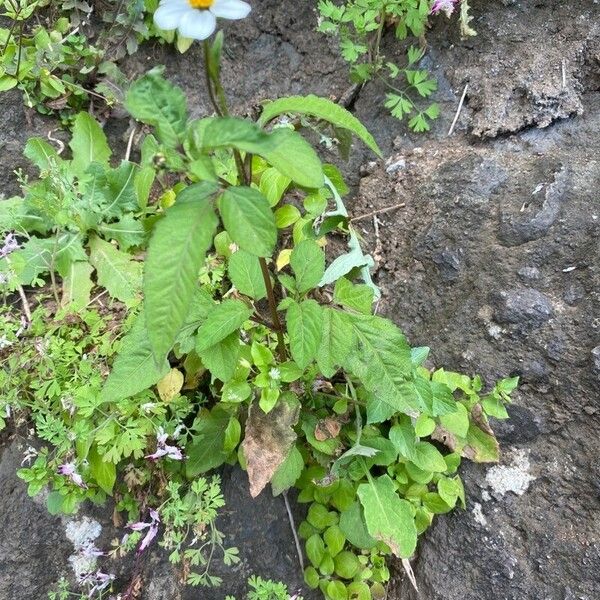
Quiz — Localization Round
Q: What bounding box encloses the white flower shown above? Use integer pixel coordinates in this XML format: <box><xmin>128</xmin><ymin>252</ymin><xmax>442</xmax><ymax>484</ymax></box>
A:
<box><xmin>154</xmin><ymin>0</ymin><xmax>251</xmax><ymax>41</ymax></box>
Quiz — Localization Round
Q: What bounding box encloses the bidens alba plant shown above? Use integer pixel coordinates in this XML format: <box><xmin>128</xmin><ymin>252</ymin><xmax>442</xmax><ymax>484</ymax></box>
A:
<box><xmin>95</xmin><ymin>4</ymin><xmax>516</xmax><ymax>599</ymax></box>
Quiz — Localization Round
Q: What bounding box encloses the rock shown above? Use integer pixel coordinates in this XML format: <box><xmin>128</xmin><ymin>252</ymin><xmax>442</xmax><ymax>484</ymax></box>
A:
<box><xmin>517</xmin><ymin>266</ymin><xmax>541</xmax><ymax>282</ymax></box>
<box><xmin>563</xmin><ymin>283</ymin><xmax>585</xmax><ymax>305</ymax></box>
<box><xmin>491</xmin><ymin>288</ymin><xmax>553</xmax><ymax>328</ymax></box>
<box><xmin>592</xmin><ymin>346</ymin><xmax>600</xmax><ymax>377</ymax></box>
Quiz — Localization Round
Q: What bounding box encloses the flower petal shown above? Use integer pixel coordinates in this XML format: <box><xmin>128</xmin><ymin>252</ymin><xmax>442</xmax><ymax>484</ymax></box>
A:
<box><xmin>210</xmin><ymin>0</ymin><xmax>251</xmax><ymax>20</ymax></box>
<box><xmin>178</xmin><ymin>10</ymin><xmax>217</xmax><ymax>40</ymax></box>
<box><xmin>154</xmin><ymin>0</ymin><xmax>191</xmax><ymax>30</ymax></box>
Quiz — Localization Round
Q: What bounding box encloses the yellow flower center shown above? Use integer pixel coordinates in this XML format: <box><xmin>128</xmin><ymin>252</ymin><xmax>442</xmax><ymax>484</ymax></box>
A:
<box><xmin>188</xmin><ymin>0</ymin><xmax>214</xmax><ymax>8</ymax></box>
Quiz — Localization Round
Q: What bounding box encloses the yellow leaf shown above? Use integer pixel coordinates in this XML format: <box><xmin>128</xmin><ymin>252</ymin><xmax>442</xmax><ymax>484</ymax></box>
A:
<box><xmin>157</xmin><ymin>368</ymin><xmax>184</xmax><ymax>402</ymax></box>
<box><xmin>276</xmin><ymin>248</ymin><xmax>292</xmax><ymax>271</ymax></box>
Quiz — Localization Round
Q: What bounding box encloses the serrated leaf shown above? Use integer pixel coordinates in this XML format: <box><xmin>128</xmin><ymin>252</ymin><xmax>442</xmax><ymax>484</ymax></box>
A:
<box><xmin>290</xmin><ymin>239</ymin><xmax>325</xmax><ymax>294</ymax></box>
<box><xmin>317</xmin><ymin>307</ymin><xmax>355</xmax><ymax>378</ymax></box>
<box><xmin>242</xmin><ymin>394</ymin><xmax>300</xmax><ymax>497</ymax></box>
<box><xmin>333</xmin><ymin>277</ymin><xmax>374</xmax><ymax>314</ymax></box>
<box><xmin>258</xmin><ymin>95</ymin><xmax>382</xmax><ymax>157</ymax></box>
<box><xmin>195</xmin><ymin>299</ymin><xmax>252</xmax><ymax>353</ymax></box>
<box><xmin>125</xmin><ymin>68</ymin><xmax>188</xmax><ymax>147</ymax></box>
<box><xmin>197</xmin><ymin>331</ymin><xmax>241</xmax><ymax>382</ymax></box>
<box><xmin>219</xmin><ymin>186</ymin><xmax>276</xmax><ymax>257</ymax></box>
<box><xmin>98</xmin><ymin>161</ymin><xmax>139</xmax><ymax>218</ymax></box>
<box><xmin>286</xmin><ymin>299</ymin><xmax>323</xmax><ymax>369</ymax></box>
<box><xmin>341</xmin><ymin>314</ymin><xmax>416</xmax><ymax>423</ymax></box>
<box><xmin>88</xmin><ymin>235</ymin><xmax>142</xmax><ymax>304</ymax></box>
<box><xmin>100</xmin><ymin>314</ymin><xmax>170</xmax><ymax>403</ymax></box>
<box><xmin>271</xmin><ymin>445</ymin><xmax>304</xmax><ymax>496</ymax></box>
<box><xmin>357</xmin><ymin>474</ymin><xmax>417</xmax><ymax>558</ymax></box>
<box><xmin>144</xmin><ymin>182</ymin><xmax>219</xmax><ymax>358</ymax></box>
<box><xmin>70</xmin><ymin>112</ymin><xmax>111</xmax><ymax>177</ymax></box>
<box><xmin>228</xmin><ymin>249</ymin><xmax>267</xmax><ymax>300</ymax></box>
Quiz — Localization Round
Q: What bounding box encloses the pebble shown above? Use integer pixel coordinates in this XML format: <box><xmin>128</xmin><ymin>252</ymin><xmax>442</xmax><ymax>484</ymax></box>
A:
<box><xmin>491</xmin><ymin>288</ymin><xmax>553</xmax><ymax>328</ymax></box>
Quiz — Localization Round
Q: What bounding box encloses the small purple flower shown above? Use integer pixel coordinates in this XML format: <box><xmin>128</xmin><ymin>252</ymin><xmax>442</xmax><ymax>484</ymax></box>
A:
<box><xmin>145</xmin><ymin>427</ymin><xmax>183</xmax><ymax>461</ymax></box>
<box><xmin>431</xmin><ymin>0</ymin><xmax>459</xmax><ymax>16</ymax></box>
<box><xmin>128</xmin><ymin>508</ymin><xmax>160</xmax><ymax>555</ymax></box>
<box><xmin>0</xmin><ymin>233</ymin><xmax>19</xmax><ymax>259</ymax></box>
<box><xmin>80</xmin><ymin>571</ymin><xmax>115</xmax><ymax>597</ymax></box>
<box><xmin>58</xmin><ymin>462</ymin><xmax>88</xmax><ymax>489</ymax></box>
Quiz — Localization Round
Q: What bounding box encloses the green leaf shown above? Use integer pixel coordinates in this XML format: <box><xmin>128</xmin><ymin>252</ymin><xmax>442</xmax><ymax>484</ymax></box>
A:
<box><xmin>144</xmin><ymin>182</ymin><xmax>219</xmax><ymax>358</ymax></box>
<box><xmin>422</xmin><ymin>492</ymin><xmax>453</xmax><ymax>514</ymax></box>
<box><xmin>306</xmin><ymin>534</ymin><xmax>326</xmax><ymax>568</ymax></box>
<box><xmin>324</xmin><ymin>525</ymin><xmax>346</xmax><ymax>557</ymax></box>
<box><xmin>88</xmin><ymin>445</ymin><xmax>116</xmax><ymax>495</ymax></box>
<box><xmin>290</xmin><ymin>239</ymin><xmax>325</xmax><ymax>294</ymax></box>
<box><xmin>70</xmin><ymin>112</ymin><xmax>111</xmax><ymax>177</ymax></box>
<box><xmin>61</xmin><ymin>261</ymin><xmax>93</xmax><ymax>312</ymax></box>
<box><xmin>274</xmin><ymin>204</ymin><xmax>301</xmax><ymax>228</ymax></box>
<box><xmin>333</xmin><ymin>551</ymin><xmax>360</xmax><ymax>579</ymax></box>
<box><xmin>100</xmin><ymin>313</ymin><xmax>170</xmax><ymax>403</ymax></box>
<box><xmin>389</xmin><ymin>415</ymin><xmax>416</xmax><ymax>460</ymax></box>
<box><xmin>316</xmin><ymin>307</ymin><xmax>355</xmax><ymax>378</ymax></box>
<box><xmin>97</xmin><ymin>161</ymin><xmax>140</xmax><ymax>218</ymax></box>
<box><xmin>271</xmin><ymin>445</ymin><xmax>304</xmax><ymax>496</ymax></box>
<box><xmin>197</xmin><ymin>331</ymin><xmax>240</xmax><ymax>382</ymax></box>
<box><xmin>286</xmin><ymin>299</ymin><xmax>323</xmax><ymax>369</ymax></box>
<box><xmin>228</xmin><ymin>249</ymin><xmax>267</xmax><ymax>299</ymax></box>
<box><xmin>191</xmin><ymin>117</ymin><xmax>324</xmax><ymax>188</ymax></box>
<box><xmin>333</xmin><ymin>277</ymin><xmax>374</xmax><ymax>314</ymax></box>
<box><xmin>219</xmin><ymin>186</ymin><xmax>276</xmax><ymax>257</ymax></box>
<box><xmin>125</xmin><ymin>68</ymin><xmax>188</xmax><ymax>147</ymax></box>
<box><xmin>259</xmin><ymin>167</ymin><xmax>291</xmax><ymax>207</ymax></box>
<box><xmin>88</xmin><ymin>235</ymin><xmax>142</xmax><ymax>304</ymax></box>
<box><xmin>411</xmin><ymin>441</ymin><xmax>447</xmax><ymax>473</ymax></box>
<box><xmin>24</xmin><ymin>137</ymin><xmax>61</xmax><ymax>171</ymax></box>
<box><xmin>186</xmin><ymin>406</ymin><xmax>230</xmax><ymax>477</ymax></box>
<box><xmin>357</xmin><ymin>474</ymin><xmax>417</xmax><ymax>558</ymax></box>
<box><xmin>98</xmin><ymin>214</ymin><xmax>146</xmax><ymax>251</ymax></box>
<box><xmin>439</xmin><ymin>402</ymin><xmax>470</xmax><ymax>438</ymax></box>
<box><xmin>414</xmin><ymin>414</ymin><xmax>436</xmax><ymax>437</ymax></box>
<box><xmin>342</xmin><ymin>314</ymin><xmax>416</xmax><ymax>423</ymax></box>
<box><xmin>195</xmin><ymin>299</ymin><xmax>252</xmax><ymax>353</ymax></box>
<box><xmin>258</xmin><ymin>95</ymin><xmax>382</xmax><ymax>157</ymax></box>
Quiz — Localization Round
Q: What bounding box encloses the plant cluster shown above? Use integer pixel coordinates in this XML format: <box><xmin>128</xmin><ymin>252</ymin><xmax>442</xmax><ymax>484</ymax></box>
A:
<box><xmin>0</xmin><ymin>3</ymin><xmax>512</xmax><ymax>600</ymax></box>
<box><xmin>317</xmin><ymin>0</ymin><xmax>476</xmax><ymax>131</ymax></box>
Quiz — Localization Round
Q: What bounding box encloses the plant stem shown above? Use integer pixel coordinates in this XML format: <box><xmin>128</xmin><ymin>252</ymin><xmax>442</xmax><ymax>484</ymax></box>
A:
<box><xmin>259</xmin><ymin>257</ymin><xmax>286</xmax><ymax>361</ymax></box>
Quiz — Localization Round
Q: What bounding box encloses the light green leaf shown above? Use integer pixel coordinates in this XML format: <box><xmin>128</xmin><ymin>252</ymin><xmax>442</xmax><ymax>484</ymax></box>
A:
<box><xmin>125</xmin><ymin>68</ymin><xmax>188</xmax><ymax>147</ymax></box>
<box><xmin>389</xmin><ymin>415</ymin><xmax>416</xmax><ymax>460</ymax></box>
<box><xmin>88</xmin><ymin>235</ymin><xmax>142</xmax><ymax>304</ymax></box>
<box><xmin>339</xmin><ymin>501</ymin><xmax>376</xmax><ymax>549</ymax></box>
<box><xmin>317</xmin><ymin>307</ymin><xmax>355</xmax><ymax>378</ymax></box>
<box><xmin>98</xmin><ymin>161</ymin><xmax>139</xmax><ymax>218</ymax></box>
<box><xmin>144</xmin><ymin>182</ymin><xmax>219</xmax><ymax>358</ymax></box>
<box><xmin>341</xmin><ymin>314</ymin><xmax>416</xmax><ymax>423</ymax></box>
<box><xmin>186</xmin><ymin>407</ymin><xmax>230</xmax><ymax>477</ymax></box>
<box><xmin>274</xmin><ymin>204</ymin><xmax>301</xmax><ymax>228</ymax></box>
<box><xmin>333</xmin><ymin>277</ymin><xmax>374</xmax><ymax>314</ymax></box>
<box><xmin>195</xmin><ymin>299</ymin><xmax>252</xmax><ymax>353</ymax></box>
<box><xmin>259</xmin><ymin>167</ymin><xmax>291</xmax><ymax>207</ymax></box>
<box><xmin>61</xmin><ymin>261</ymin><xmax>93</xmax><ymax>312</ymax></box>
<box><xmin>439</xmin><ymin>402</ymin><xmax>470</xmax><ymax>438</ymax></box>
<box><xmin>228</xmin><ymin>249</ymin><xmax>267</xmax><ymax>299</ymax></box>
<box><xmin>197</xmin><ymin>331</ymin><xmax>240</xmax><ymax>382</ymax></box>
<box><xmin>219</xmin><ymin>186</ymin><xmax>276</xmax><ymax>257</ymax></box>
<box><xmin>24</xmin><ymin>137</ymin><xmax>61</xmax><ymax>172</ymax></box>
<box><xmin>286</xmin><ymin>299</ymin><xmax>323</xmax><ymax>369</ymax></box>
<box><xmin>290</xmin><ymin>239</ymin><xmax>325</xmax><ymax>294</ymax></box>
<box><xmin>88</xmin><ymin>445</ymin><xmax>116</xmax><ymax>495</ymax></box>
<box><xmin>258</xmin><ymin>95</ymin><xmax>382</xmax><ymax>157</ymax></box>
<box><xmin>357</xmin><ymin>474</ymin><xmax>417</xmax><ymax>558</ymax></box>
<box><xmin>70</xmin><ymin>112</ymin><xmax>111</xmax><ymax>177</ymax></box>
<box><xmin>411</xmin><ymin>441</ymin><xmax>447</xmax><ymax>473</ymax></box>
<box><xmin>100</xmin><ymin>313</ymin><xmax>170</xmax><ymax>403</ymax></box>
<box><xmin>271</xmin><ymin>445</ymin><xmax>304</xmax><ymax>496</ymax></box>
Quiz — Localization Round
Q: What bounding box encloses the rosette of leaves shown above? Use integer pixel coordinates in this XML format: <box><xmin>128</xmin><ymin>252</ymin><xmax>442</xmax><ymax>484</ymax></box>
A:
<box><xmin>100</xmin><ymin>43</ymin><xmax>516</xmax><ymax>599</ymax></box>
<box><xmin>0</xmin><ymin>111</ymin><xmax>156</xmax><ymax>311</ymax></box>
